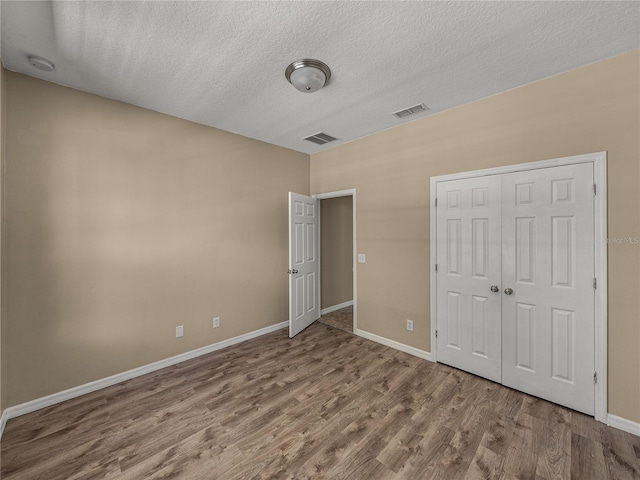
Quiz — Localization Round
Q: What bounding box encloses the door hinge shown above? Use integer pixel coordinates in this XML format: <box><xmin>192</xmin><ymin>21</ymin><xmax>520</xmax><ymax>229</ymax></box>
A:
<box><xmin>593</xmin><ymin>184</ymin><xmax>597</xmax><ymax>196</ymax></box>
<box><xmin>435</xmin><ymin>263</ymin><xmax>438</xmax><ymax>272</ymax></box>
<box><xmin>593</xmin><ymin>372</ymin><xmax>597</xmax><ymax>384</ymax></box>
<box><xmin>593</xmin><ymin>277</ymin><xmax>597</xmax><ymax>289</ymax></box>
<box><xmin>435</xmin><ymin>329</ymin><xmax>438</xmax><ymax>338</ymax></box>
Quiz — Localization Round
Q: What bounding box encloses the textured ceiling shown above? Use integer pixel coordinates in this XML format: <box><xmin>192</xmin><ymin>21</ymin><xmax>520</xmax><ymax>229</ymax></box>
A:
<box><xmin>1</xmin><ymin>1</ymin><xmax>639</xmax><ymax>154</ymax></box>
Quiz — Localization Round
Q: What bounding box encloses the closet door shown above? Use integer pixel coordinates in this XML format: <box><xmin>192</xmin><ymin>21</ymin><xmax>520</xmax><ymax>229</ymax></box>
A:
<box><xmin>436</xmin><ymin>175</ymin><xmax>502</xmax><ymax>382</ymax></box>
<box><xmin>501</xmin><ymin>163</ymin><xmax>595</xmax><ymax>415</ymax></box>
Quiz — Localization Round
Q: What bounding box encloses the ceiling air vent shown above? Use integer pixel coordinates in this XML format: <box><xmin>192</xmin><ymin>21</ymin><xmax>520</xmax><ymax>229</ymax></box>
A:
<box><xmin>303</xmin><ymin>132</ymin><xmax>339</xmax><ymax>145</ymax></box>
<box><xmin>393</xmin><ymin>103</ymin><xmax>429</xmax><ymax>119</ymax></box>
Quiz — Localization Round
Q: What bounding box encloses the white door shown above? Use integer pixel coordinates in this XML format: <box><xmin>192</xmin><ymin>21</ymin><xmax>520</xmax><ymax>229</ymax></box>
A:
<box><xmin>436</xmin><ymin>175</ymin><xmax>503</xmax><ymax>382</ymax></box>
<box><xmin>288</xmin><ymin>192</ymin><xmax>320</xmax><ymax>337</ymax></box>
<box><xmin>435</xmin><ymin>162</ymin><xmax>596</xmax><ymax>415</ymax></box>
<box><xmin>501</xmin><ymin>163</ymin><xmax>595</xmax><ymax>414</ymax></box>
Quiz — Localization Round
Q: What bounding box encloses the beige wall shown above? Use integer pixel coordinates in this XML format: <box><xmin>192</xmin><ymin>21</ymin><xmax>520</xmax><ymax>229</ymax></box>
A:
<box><xmin>3</xmin><ymin>72</ymin><xmax>309</xmax><ymax>407</ymax></box>
<box><xmin>320</xmin><ymin>196</ymin><xmax>353</xmax><ymax>309</ymax></box>
<box><xmin>311</xmin><ymin>51</ymin><xmax>640</xmax><ymax>423</ymax></box>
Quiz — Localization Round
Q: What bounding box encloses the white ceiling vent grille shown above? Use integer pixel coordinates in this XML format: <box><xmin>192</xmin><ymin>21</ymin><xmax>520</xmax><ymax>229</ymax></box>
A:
<box><xmin>303</xmin><ymin>132</ymin><xmax>338</xmax><ymax>145</ymax></box>
<box><xmin>393</xmin><ymin>103</ymin><xmax>429</xmax><ymax>119</ymax></box>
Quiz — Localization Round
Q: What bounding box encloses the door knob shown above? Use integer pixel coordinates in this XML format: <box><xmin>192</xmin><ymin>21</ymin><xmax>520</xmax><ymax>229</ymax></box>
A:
<box><xmin>490</xmin><ymin>285</ymin><xmax>499</xmax><ymax>293</ymax></box>
<box><xmin>504</xmin><ymin>288</ymin><xmax>513</xmax><ymax>295</ymax></box>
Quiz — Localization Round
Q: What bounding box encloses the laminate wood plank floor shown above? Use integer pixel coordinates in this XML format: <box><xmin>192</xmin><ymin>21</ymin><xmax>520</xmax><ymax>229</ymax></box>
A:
<box><xmin>319</xmin><ymin>306</ymin><xmax>353</xmax><ymax>333</ymax></box>
<box><xmin>2</xmin><ymin>322</ymin><xmax>639</xmax><ymax>479</ymax></box>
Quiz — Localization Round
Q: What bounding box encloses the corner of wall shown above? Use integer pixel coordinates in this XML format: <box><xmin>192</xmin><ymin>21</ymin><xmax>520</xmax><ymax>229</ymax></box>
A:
<box><xmin>0</xmin><ymin>63</ymin><xmax>5</xmax><ymax>417</ymax></box>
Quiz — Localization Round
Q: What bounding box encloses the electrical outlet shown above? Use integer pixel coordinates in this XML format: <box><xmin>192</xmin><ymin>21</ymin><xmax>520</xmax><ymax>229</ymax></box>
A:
<box><xmin>176</xmin><ymin>325</ymin><xmax>184</xmax><ymax>338</ymax></box>
<box><xmin>406</xmin><ymin>319</ymin><xmax>414</xmax><ymax>332</ymax></box>
<box><xmin>213</xmin><ymin>316</ymin><xmax>220</xmax><ymax>328</ymax></box>
<box><xmin>357</xmin><ymin>253</ymin><xmax>366</xmax><ymax>263</ymax></box>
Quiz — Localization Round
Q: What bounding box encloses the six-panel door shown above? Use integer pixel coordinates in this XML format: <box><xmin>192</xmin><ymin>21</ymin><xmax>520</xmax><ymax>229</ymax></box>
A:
<box><xmin>436</xmin><ymin>175</ymin><xmax>503</xmax><ymax>383</ymax></box>
<box><xmin>289</xmin><ymin>192</ymin><xmax>320</xmax><ymax>338</ymax></box>
<box><xmin>501</xmin><ymin>164</ymin><xmax>595</xmax><ymax>414</ymax></box>
<box><xmin>435</xmin><ymin>163</ymin><xmax>595</xmax><ymax>415</ymax></box>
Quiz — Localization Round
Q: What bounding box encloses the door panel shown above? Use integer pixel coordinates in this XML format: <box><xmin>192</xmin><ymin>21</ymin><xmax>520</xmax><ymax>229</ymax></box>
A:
<box><xmin>289</xmin><ymin>192</ymin><xmax>320</xmax><ymax>337</ymax></box>
<box><xmin>501</xmin><ymin>163</ymin><xmax>594</xmax><ymax>415</ymax></box>
<box><xmin>436</xmin><ymin>176</ymin><xmax>502</xmax><ymax>383</ymax></box>
<box><xmin>515</xmin><ymin>302</ymin><xmax>536</xmax><ymax>372</ymax></box>
<box><xmin>471</xmin><ymin>295</ymin><xmax>488</xmax><ymax>357</ymax></box>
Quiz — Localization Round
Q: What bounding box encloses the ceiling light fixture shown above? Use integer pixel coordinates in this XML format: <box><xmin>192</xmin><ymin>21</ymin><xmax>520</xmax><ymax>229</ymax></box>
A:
<box><xmin>285</xmin><ymin>59</ymin><xmax>331</xmax><ymax>93</ymax></box>
<box><xmin>28</xmin><ymin>55</ymin><xmax>55</xmax><ymax>72</ymax></box>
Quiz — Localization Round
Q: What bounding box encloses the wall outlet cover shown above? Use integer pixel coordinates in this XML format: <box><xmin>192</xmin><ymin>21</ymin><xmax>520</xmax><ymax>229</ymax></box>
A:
<box><xmin>176</xmin><ymin>325</ymin><xmax>184</xmax><ymax>338</ymax></box>
<box><xmin>357</xmin><ymin>254</ymin><xmax>366</xmax><ymax>263</ymax></box>
<box><xmin>406</xmin><ymin>319</ymin><xmax>414</xmax><ymax>332</ymax></box>
<box><xmin>213</xmin><ymin>317</ymin><xmax>220</xmax><ymax>328</ymax></box>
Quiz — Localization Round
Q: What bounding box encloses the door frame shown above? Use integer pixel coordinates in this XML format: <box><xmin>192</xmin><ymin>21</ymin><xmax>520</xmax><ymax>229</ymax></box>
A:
<box><xmin>313</xmin><ymin>189</ymin><xmax>357</xmax><ymax>332</ymax></box>
<box><xmin>429</xmin><ymin>151</ymin><xmax>607</xmax><ymax>422</ymax></box>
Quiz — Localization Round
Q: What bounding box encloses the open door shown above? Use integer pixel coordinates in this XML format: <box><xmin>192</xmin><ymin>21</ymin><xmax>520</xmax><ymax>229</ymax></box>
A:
<box><xmin>288</xmin><ymin>192</ymin><xmax>320</xmax><ymax>337</ymax></box>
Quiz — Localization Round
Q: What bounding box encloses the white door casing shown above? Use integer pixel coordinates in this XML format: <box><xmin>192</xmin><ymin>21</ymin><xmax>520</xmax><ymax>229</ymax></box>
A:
<box><xmin>432</xmin><ymin>153</ymin><xmax>605</xmax><ymax>419</ymax></box>
<box><xmin>501</xmin><ymin>164</ymin><xmax>595</xmax><ymax>414</ymax></box>
<box><xmin>288</xmin><ymin>192</ymin><xmax>320</xmax><ymax>337</ymax></box>
<box><xmin>313</xmin><ymin>189</ymin><xmax>358</xmax><ymax>333</ymax></box>
<box><xmin>436</xmin><ymin>175</ymin><xmax>503</xmax><ymax>383</ymax></box>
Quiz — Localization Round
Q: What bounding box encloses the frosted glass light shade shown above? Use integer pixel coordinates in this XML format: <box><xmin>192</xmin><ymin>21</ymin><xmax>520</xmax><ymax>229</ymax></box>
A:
<box><xmin>290</xmin><ymin>66</ymin><xmax>326</xmax><ymax>93</ymax></box>
<box><xmin>285</xmin><ymin>59</ymin><xmax>332</xmax><ymax>93</ymax></box>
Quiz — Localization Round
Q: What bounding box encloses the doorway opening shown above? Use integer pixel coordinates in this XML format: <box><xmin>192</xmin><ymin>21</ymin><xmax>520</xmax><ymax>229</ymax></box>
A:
<box><xmin>315</xmin><ymin>190</ymin><xmax>357</xmax><ymax>333</ymax></box>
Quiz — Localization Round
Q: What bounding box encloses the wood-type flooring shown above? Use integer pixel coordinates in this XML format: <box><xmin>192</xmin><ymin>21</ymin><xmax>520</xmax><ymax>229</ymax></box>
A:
<box><xmin>319</xmin><ymin>306</ymin><xmax>353</xmax><ymax>333</ymax></box>
<box><xmin>1</xmin><ymin>322</ymin><xmax>639</xmax><ymax>479</ymax></box>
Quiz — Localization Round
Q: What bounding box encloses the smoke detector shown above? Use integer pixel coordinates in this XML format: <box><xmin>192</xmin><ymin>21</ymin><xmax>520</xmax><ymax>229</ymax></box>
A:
<box><xmin>28</xmin><ymin>56</ymin><xmax>55</xmax><ymax>72</ymax></box>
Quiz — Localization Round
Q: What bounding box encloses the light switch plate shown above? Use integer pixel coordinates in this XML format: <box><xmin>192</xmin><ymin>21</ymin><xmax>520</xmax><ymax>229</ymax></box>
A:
<box><xmin>357</xmin><ymin>254</ymin><xmax>366</xmax><ymax>263</ymax></box>
<box><xmin>176</xmin><ymin>325</ymin><xmax>184</xmax><ymax>338</ymax></box>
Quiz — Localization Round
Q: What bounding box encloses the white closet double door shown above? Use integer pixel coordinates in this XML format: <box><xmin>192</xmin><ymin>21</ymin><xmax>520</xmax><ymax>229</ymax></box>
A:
<box><xmin>436</xmin><ymin>163</ymin><xmax>595</xmax><ymax>415</ymax></box>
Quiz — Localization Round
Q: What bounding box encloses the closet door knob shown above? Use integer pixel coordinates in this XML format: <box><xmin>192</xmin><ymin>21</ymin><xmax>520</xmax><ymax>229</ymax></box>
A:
<box><xmin>490</xmin><ymin>285</ymin><xmax>499</xmax><ymax>293</ymax></box>
<box><xmin>504</xmin><ymin>288</ymin><xmax>513</xmax><ymax>295</ymax></box>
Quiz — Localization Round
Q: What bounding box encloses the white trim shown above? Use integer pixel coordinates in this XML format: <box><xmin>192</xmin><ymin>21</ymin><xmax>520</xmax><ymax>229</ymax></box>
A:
<box><xmin>0</xmin><ymin>320</ymin><xmax>288</xmax><ymax>438</ymax></box>
<box><xmin>313</xmin><ymin>189</ymin><xmax>357</xmax><ymax>333</ymax></box>
<box><xmin>607</xmin><ymin>414</ymin><xmax>640</xmax><ymax>437</ymax></box>
<box><xmin>321</xmin><ymin>300</ymin><xmax>354</xmax><ymax>316</ymax></box>
<box><xmin>288</xmin><ymin>192</ymin><xmax>294</xmax><ymax>336</ymax></box>
<box><xmin>593</xmin><ymin>154</ymin><xmax>608</xmax><ymax>423</ymax></box>
<box><xmin>0</xmin><ymin>409</ymin><xmax>8</xmax><ymax>439</ymax></box>
<box><xmin>430</xmin><ymin>173</ymin><xmax>438</xmax><ymax>362</ymax></box>
<box><xmin>429</xmin><ymin>151</ymin><xmax>606</xmax><ymax>183</ymax></box>
<box><xmin>356</xmin><ymin>329</ymin><xmax>434</xmax><ymax>362</ymax></box>
<box><xmin>430</xmin><ymin>151</ymin><xmax>608</xmax><ymax>422</ymax></box>
<box><xmin>314</xmin><ymin>189</ymin><xmax>355</xmax><ymax>200</ymax></box>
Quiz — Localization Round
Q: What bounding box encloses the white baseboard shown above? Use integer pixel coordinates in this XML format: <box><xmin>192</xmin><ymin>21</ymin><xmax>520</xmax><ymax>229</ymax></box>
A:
<box><xmin>0</xmin><ymin>409</ymin><xmax>8</xmax><ymax>440</ymax></box>
<box><xmin>3</xmin><ymin>320</ymin><xmax>638</xmax><ymax>442</ymax></box>
<box><xmin>321</xmin><ymin>300</ymin><xmax>353</xmax><ymax>316</ymax></box>
<box><xmin>607</xmin><ymin>414</ymin><xmax>640</xmax><ymax>437</ymax></box>
<box><xmin>0</xmin><ymin>320</ymin><xmax>288</xmax><ymax>440</ymax></box>
<box><xmin>356</xmin><ymin>328</ymin><xmax>434</xmax><ymax>362</ymax></box>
